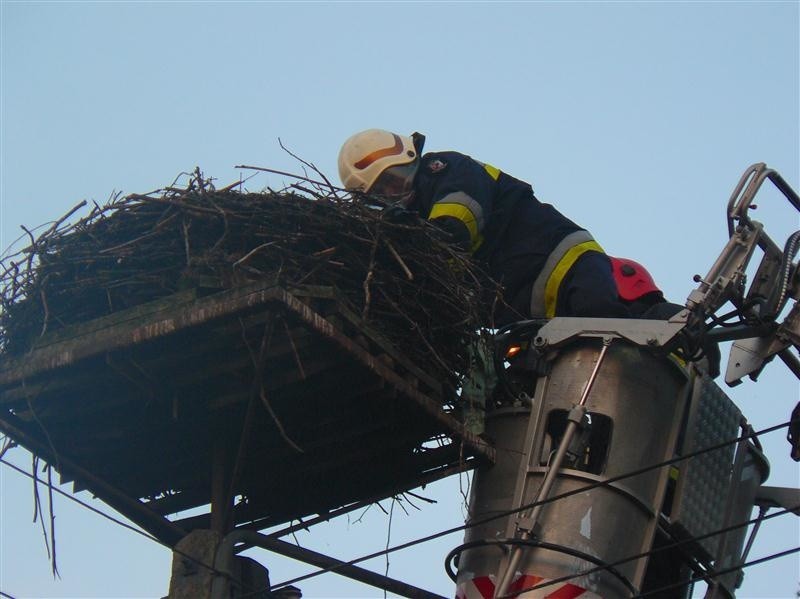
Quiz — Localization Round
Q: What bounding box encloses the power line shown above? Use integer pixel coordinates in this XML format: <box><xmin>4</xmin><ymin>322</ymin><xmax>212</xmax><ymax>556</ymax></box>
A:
<box><xmin>268</xmin><ymin>420</ymin><xmax>792</xmax><ymax>592</ymax></box>
<box><xmin>0</xmin><ymin>456</ymin><xmax>229</xmax><ymax>584</ymax></box>
<box><xmin>4</xmin><ymin>419</ymin><xmax>795</xmax><ymax>598</ymax></box>
<box><xmin>497</xmin><ymin>505</ymin><xmax>798</xmax><ymax>598</ymax></box>
<box><xmin>2</xmin><ymin>456</ymin><xmax>162</xmax><ymax>544</ymax></box>
<box><xmin>634</xmin><ymin>546</ymin><xmax>800</xmax><ymax>599</ymax></box>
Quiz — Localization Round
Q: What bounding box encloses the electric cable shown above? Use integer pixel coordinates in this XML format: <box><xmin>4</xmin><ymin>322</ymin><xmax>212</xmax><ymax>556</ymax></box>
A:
<box><xmin>268</xmin><ymin>420</ymin><xmax>790</xmax><ymax>592</ymax></box>
<box><xmin>0</xmin><ymin>456</ymin><xmax>230</xmax><ymax>584</ymax></box>
<box><xmin>5</xmin><ymin>418</ymin><xmax>794</xmax><ymax>599</ymax></box>
<box><xmin>3</xmin><ymin>418</ymin><xmax>794</xmax><ymax>597</ymax></box>
<box><xmin>1</xmin><ymin>456</ymin><xmax>161</xmax><ymax>542</ymax></box>
<box><xmin>265</xmin><ymin>420</ymin><xmax>792</xmax><ymax>594</ymax></box>
<box><xmin>0</xmin><ymin>590</ymin><xmax>19</xmax><ymax>599</ymax></box>
<box><xmin>634</xmin><ymin>546</ymin><xmax>800</xmax><ymax>599</ymax></box>
<box><xmin>491</xmin><ymin>505</ymin><xmax>797</xmax><ymax>598</ymax></box>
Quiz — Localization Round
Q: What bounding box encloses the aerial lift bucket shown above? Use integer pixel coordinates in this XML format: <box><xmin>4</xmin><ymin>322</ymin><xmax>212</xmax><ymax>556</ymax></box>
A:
<box><xmin>449</xmin><ymin>335</ymin><xmax>691</xmax><ymax>598</ymax></box>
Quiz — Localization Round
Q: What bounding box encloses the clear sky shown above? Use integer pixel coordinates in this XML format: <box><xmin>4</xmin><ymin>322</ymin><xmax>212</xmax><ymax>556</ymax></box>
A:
<box><xmin>1</xmin><ymin>1</ymin><xmax>798</xmax><ymax>598</ymax></box>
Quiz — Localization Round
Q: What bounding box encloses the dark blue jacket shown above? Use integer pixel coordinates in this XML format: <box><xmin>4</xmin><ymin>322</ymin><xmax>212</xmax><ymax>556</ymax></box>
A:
<box><xmin>409</xmin><ymin>151</ymin><xmax>624</xmax><ymax>322</ymax></box>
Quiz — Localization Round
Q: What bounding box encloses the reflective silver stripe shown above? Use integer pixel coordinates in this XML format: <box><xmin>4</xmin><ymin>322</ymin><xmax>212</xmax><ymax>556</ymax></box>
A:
<box><xmin>436</xmin><ymin>191</ymin><xmax>485</xmax><ymax>232</ymax></box>
<box><xmin>529</xmin><ymin>230</ymin><xmax>596</xmax><ymax>317</ymax></box>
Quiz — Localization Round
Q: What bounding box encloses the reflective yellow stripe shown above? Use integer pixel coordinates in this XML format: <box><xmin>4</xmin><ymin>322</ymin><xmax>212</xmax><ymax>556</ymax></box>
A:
<box><xmin>543</xmin><ymin>240</ymin><xmax>604</xmax><ymax>318</ymax></box>
<box><xmin>669</xmin><ymin>353</ymin><xmax>688</xmax><ymax>368</ymax></box>
<box><xmin>483</xmin><ymin>163</ymin><xmax>500</xmax><ymax>180</ymax></box>
<box><xmin>429</xmin><ymin>203</ymin><xmax>484</xmax><ymax>253</ymax></box>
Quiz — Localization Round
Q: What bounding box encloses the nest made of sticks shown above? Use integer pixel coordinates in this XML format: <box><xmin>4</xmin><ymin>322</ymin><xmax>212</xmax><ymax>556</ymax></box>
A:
<box><xmin>0</xmin><ymin>169</ymin><xmax>501</xmax><ymax>385</ymax></box>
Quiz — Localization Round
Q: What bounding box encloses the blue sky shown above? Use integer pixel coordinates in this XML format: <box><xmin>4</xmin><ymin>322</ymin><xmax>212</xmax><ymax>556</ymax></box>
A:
<box><xmin>1</xmin><ymin>1</ymin><xmax>798</xmax><ymax>597</ymax></box>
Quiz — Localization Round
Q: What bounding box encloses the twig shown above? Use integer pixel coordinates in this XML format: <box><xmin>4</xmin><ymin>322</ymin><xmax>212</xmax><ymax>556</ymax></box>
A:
<box><xmin>19</xmin><ymin>225</ymin><xmax>36</xmax><ymax>273</ymax></box>
<box><xmin>31</xmin><ymin>456</ymin><xmax>52</xmax><ymax>562</ymax></box>
<box><xmin>235</xmin><ymin>164</ymin><xmax>346</xmax><ymax>195</ymax></box>
<box><xmin>384</xmin><ymin>497</ymin><xmax>396</xmax><ymax>598</ymax></box>
<box><xmin>23</xmin><ymin>384</ymin><xmax>61</xmax><ymax>471</ymax></box>
<box><xmin>42</xmin><ymin>200</ymin><xmax>88</xmax><ymax>234</ymax></box>
<box><xmin>208</xmin><ymin>197</ymin><xmax>230</xmax><ymax>253</ymax></box>
<box><xmin>46</xmin><ymin>464</ymin><xmax>59</xmax><ymax>578</ymax></box>
<box><xmin>383</xmin><ymin>239</ymin><xmax>413</xmax><ymax>281</ymax></box>
<box><xmin>403</xmin><ymin>490</ymin><xmax>436</xmax><ymax>505</ymax></box>
<box><xmin>277</xmin><ymin>138</ymin><xmax>339</xmax><ymax>197</ymax></box>
<box><xmin>281</xmin><ymin>318</ymin><xmax>306</xmax><ymax>380</ymax></box>
<box><xmin>376</xmin><ymin>288</ymin><xmax>453</xmax><ymax>374</ymax></box>
<box><xmin>233</xmin><ymin>242</ymin><xmax>277</xmax><ymax>268</ymax></box>
<box><xmin>259</xmin><ymin>386</ymin><xmax>304</xmax><ymax>454</ymax></box>
<box><xmin>0</xmin><ymin>436</ymin><xmax>16</xmax><ymax>461</ymax></box>
<box><xmin>39</xmin><ymin>288</ymin><xmax>49</xmax><ymax>338</ymax></box>
<box><xmin>182</xmin><ymin>218</ymin><xmax>191</xmax><ymax>268</ymax></box>
<box><xmin>352</xmin><ymin>504</ymin><xmax>373</xmax><ymax>524</ymax></box>
<box><xmin>395</xmin><ymin>496</ymin><xmax>411</xmax><ymax>516</ymax></box>
<box><xmin>97</xmin><ymin>229</ymin><xmax>160</xmax><ymax>255</ymax></box>
<box><xmin>362</xmin><ymin>230</ymin><xmax>381</xmax><ymax>320</ymax></box>
<box><xmin>125</xmin><ymin>195</ymin><xmax>222</xmax><ymax>215</ymax></box>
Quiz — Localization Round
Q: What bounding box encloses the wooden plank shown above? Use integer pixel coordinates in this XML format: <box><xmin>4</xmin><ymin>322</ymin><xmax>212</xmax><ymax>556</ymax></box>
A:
<box><xmin>30</xmin><ymin>289</ymin><xmax>199</xmax><ymax>350</ymax></box>
<box><xmin>0</xmin><ymin>281</ymin><xmax>288</xmax><ymax>385</ymax></box>
<box><xmin>272</xmin><ymin>289</ymin><xmax>496</xmax><ymax>464</ymax></box>
<box><xmin>332</xmin><ymin>300</ymin><xmax>442</xmax><ymax>395</ymax></box>
<box><xmin>24</xmin><ymin>279</ymin><xmax>331</xmax><ymax>355</ymax></box>
<box><xmin>0</xmin><ymin>282</ymin><xmax>411</xmax><ymax>388</ymax></box>
<box><xmin>0</xmin><ymin>281</ymin><xmax>494</xmax><ymax>533</ymax></box>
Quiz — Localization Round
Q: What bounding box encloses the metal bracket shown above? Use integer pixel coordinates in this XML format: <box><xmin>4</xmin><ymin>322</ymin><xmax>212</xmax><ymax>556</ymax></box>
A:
<box><xmin>725</xmin><ymin>298</ymin><xmax>800</xmax><ymax>385</ymax></box>
<box><xmin>514</xmin><ymin>517</ymin><xmax>540</xmax><ymax>538</ymax></box>
<box><xmin>755</xmin><ymin>485</ymin><xmax>800</xmax><ymax>516</ymax></box>
<box><xmin>533</xmin><ymin>317</ymin><xmax>688</xmax><ymax>352</ymax></box>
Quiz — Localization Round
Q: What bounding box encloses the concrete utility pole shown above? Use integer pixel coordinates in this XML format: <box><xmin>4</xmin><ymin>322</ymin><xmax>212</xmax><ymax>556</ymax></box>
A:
<box><xmin>168</xmin><ymin>529</ymin><xmax>272</xmax><ymax>599</ymax></box>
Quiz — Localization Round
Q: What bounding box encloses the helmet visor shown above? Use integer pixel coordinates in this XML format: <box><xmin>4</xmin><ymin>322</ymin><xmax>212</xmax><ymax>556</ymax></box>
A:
<box><xmin>369</xmin><ymin>162</ymin><xmax>419</xmax><ymax>204</ymax></box>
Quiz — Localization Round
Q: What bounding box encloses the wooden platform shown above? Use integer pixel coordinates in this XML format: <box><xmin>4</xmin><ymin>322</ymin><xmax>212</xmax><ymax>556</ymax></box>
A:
<box><xmin>0</xmin><ymin>282</ymin><xmax>494</xmax><ymax>545</ymax></box>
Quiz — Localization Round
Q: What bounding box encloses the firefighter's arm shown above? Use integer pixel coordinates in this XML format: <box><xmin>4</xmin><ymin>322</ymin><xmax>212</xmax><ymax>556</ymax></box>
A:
<box><xmin>429</xmin><ymin>192</ymin><xmax>484</xmax><ymax>253</ymax></box>
<box><xmin>427</xmin><ymin>157</ymin><xmax>495</xmax><ymax>254</ymax></box>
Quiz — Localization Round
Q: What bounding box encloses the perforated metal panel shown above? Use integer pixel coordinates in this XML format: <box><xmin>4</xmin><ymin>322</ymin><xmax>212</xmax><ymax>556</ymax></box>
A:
<box><xmin>670</xmin><ymin>375</ymin><xmax>742</xmax><ymax>560</ymax></box>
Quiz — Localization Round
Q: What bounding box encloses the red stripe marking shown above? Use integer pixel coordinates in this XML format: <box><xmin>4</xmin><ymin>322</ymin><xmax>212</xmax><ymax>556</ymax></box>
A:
<box><xmin>473</xmin><ymin>576</ymin><xmax>496</xmax><ymax>599</ymax></box>
<box><xmin>545</xmin><ymin>582</ymin><xmax>587</xmax><ymax>599</ymax></box>
<box><xmin>510</xmin><ymin>574</ymin><xmax>545</xmax><ymax>593</ymax></box>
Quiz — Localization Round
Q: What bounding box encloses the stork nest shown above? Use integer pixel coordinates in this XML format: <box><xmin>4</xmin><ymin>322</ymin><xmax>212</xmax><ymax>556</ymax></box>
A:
<box><xmin>0</xmin><ymin>169</ymin><xmax>501</xmax><ymax>385</ymax></box>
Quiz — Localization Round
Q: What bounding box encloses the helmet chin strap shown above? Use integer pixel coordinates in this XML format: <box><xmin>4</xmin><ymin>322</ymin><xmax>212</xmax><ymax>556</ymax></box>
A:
<box><xmin>411</xmin><ymin>132</ymin><xmax>426</xmax><ymax>155</ymax></box>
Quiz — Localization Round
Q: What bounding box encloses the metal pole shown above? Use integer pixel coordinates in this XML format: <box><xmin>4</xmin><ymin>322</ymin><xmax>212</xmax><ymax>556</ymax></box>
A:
<box><xmin>493</xmin><ymin>338</ymin><xmax>612</xmax><ymax>599</ymax></box>
<box><xmin>211</xmin><ymin>438</ymin><xmax>233</xmax><ymax>535</ymax></box>
<box><xmin>210</xmin><ymin>529</ymin><xmax>446</xmax><ymax>599</ymax></box>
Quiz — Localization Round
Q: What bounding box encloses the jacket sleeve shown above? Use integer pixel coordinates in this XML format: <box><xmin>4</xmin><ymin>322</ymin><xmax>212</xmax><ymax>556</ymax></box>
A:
<box><xmin>426</xmin><ymin>153</ymin><xmax>497</xmax><ymax>254</ymax></box>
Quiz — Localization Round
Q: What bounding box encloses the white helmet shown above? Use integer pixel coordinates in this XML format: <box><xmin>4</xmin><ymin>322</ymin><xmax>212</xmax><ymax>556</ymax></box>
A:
<box><xmin>338</xmin><ymin>129</ymin><xmax>419</xmax><ymax>192</ymax></box>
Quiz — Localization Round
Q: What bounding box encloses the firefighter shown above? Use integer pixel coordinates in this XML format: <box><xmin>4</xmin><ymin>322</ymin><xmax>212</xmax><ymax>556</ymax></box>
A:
<box><xmin>337</xmin><ymin>129</ymin><xmax>629</xmax><ymax>325</ymax></box>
